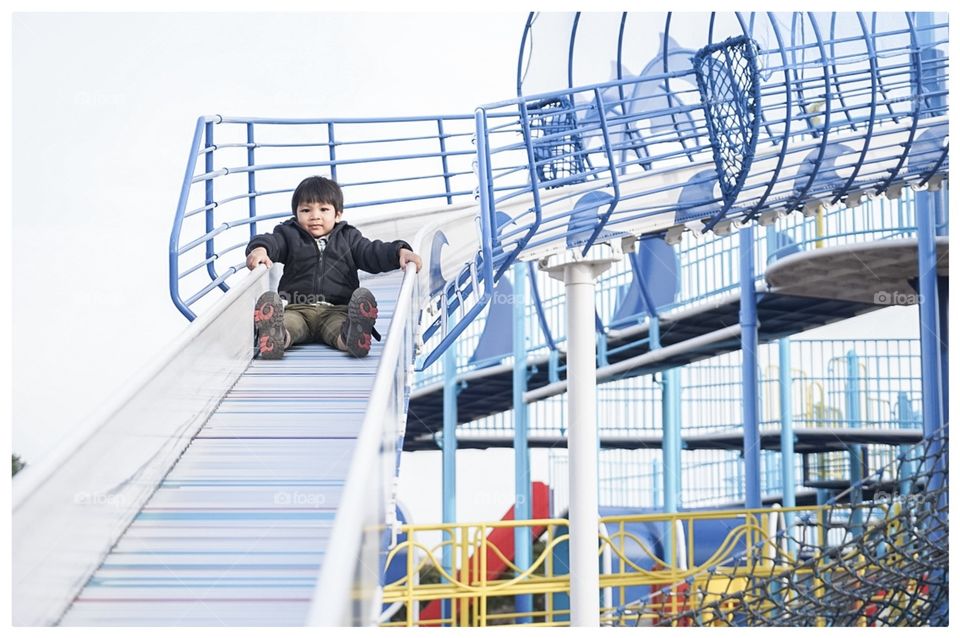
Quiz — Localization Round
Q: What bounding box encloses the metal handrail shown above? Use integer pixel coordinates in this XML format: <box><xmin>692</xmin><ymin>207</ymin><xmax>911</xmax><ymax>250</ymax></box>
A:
<box><xmin>169</xmin><ymin>113</ymin><xmax>483</xmax><ymax>320</ymax></box>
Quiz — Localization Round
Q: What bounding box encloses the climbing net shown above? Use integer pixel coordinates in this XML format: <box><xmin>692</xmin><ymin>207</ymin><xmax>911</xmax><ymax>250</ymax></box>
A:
<box><xmin>525</xmin><ymin>96</ymin><xmax>589</xmax><ymax>187</ymax></box>
<box><xmin>617</xmin><ymin>430</ymin><xmax>948</xmax><ymax>627</ymax></box>
<box><xmin>692</xmin><ymin>35</ymin><xmax>762</xmax><ymax>211</ymax></box>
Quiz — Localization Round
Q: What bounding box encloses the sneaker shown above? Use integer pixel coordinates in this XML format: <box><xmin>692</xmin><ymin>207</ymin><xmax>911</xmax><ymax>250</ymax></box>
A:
<box><xmin>341</xmin><ymin>287</ymin><xmax>379</xmax><ymax>358</ymax></box>
<box><xmin>254</xmin><ymin>291</ymin><xmax>286</xmax><ymax>359</ymax></box>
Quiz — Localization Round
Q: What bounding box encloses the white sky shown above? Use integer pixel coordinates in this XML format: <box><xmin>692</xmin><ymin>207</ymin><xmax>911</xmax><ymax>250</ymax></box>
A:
<box><xmin>6</xmin><ymin>8</ymin><xmax>945</xmax><ymax>536</ymax></box>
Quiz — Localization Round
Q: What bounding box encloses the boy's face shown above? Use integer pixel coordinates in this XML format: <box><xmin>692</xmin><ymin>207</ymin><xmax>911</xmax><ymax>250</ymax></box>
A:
<box><xmin>296</xmin><ymin>200</ymin><xmax>342</xmax><ymax>238</ymax></box>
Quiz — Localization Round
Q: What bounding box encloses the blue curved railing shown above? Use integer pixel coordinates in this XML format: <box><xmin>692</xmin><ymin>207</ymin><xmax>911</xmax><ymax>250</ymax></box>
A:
<box><xmin>417</xmin><ymin>11</ymin><xmax>947</xmax><ymax>369</ymax></box>
<box><xmin>168</xmin><ymin>113</ymin><xmax>482</xmax><ymax>320</ymax></box>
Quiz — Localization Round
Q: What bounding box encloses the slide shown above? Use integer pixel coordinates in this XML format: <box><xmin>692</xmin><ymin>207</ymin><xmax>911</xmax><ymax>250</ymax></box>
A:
<box><xmin>13</xmin><ymin>267</ymin><xmax>418</xmax><ymax>626</ymax></box>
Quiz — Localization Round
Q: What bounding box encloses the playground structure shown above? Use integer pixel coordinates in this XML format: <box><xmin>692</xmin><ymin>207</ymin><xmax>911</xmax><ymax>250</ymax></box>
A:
<box><xmin>380</xmin><ymin>432</ymin><xmax>946</xmax><ymax>626</ymax></box>
<box><xmin>12</xmin><ymin>12</ymin><xmax>948</xmax><ymax>627</ymax></box>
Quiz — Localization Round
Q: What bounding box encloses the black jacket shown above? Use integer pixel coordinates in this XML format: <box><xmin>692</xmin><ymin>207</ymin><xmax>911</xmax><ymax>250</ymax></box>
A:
<box><xmin>245</xmin><ymin>219</ymin><xmax>411</xmax><ymax>306</ymax></box>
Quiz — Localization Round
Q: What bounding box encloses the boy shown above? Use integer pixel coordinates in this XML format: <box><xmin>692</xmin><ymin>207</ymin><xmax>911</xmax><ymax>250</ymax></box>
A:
<box><xmin>245</xmin><ymin>176</ymin><xmax>422</xmax><ymax>359</ymax></box>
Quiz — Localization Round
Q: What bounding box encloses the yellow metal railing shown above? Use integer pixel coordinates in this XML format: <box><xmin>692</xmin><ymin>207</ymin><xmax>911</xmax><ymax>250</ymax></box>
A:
<box><xmin>379</xmin><ymin>506</ymin><xmax>857</xmax><ymax>627</ymax></box>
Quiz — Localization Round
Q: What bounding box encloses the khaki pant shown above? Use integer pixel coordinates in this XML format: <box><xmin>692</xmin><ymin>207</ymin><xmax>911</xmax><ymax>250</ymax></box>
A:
<box><xmin>283</xmin><ymin>303</ymin><xmax>348</xmax><ymax>349</ymax></box>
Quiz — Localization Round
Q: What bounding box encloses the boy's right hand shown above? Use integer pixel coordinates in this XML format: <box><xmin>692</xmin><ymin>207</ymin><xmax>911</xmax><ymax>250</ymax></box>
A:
<box><xmin>246</xmin><ymin>247</ymin><xmax>273</xmax><ymax>270</ymax></box>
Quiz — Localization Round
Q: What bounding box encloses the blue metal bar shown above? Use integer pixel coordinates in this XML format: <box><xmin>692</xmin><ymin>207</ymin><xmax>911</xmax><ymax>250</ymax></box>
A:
<box><xmin>935</xmin><ymin>183</ymin><xmax>949</xmax><ymax>235</ymax></box>
<box><xmin>662</xmin><ymin>13</ymin><xmax>694</xmax><ymax>159</ymax></box>
<box><xmin>217</xmin><ymin>113</ymin><xmax>477</xmax><ymax>125</ymax></box>
<box><xmin>195</xmin><ymin>147</ymin><xmax>477</xmax><ymax>180</ymax></box>
<box><xmin>784</xmin><ymin>13</ymin><xmax>833</xmax><ymax>213</ymax></box>
<box><xmin>831</xmin><ymin>13</ymin><xmax>879</xmax><ymax>205</ymax></box>
<box><xmin>490</xmin><ymin>99</ymin><xmax>544</xmax><ymax>283</ymax></box>
<box><xmin>844</xmin><ymin>350</ymin><xmax>864</xmax><ymax>538</ymax></box>
<box><xmin>873</xmin><ymin>12</ymin><xmax>923</xmax><ymax>195</ymax></box>
<box><xmin>178</xmin><ymin>241</ymin><xmax>248</xmax><ymax>280</ymax></box>
<box><xmin>828</xmin><ymin>14</ymin><xmax>856</xmax><ymax>130</ymax></box>
<box><xmin>204</xmin><ymin>121</ymin><xmax>228</xmax><ymax>294</ymax></box>
<box><xmin>739</xmin><ymin>224</ymin><xmax>761</xmax><ymax>509</ymax></box>
<box><xmin>937</xmin><ymin>220</ymin><xmax>948</xmax><ymax>426</ymax></box>
<box><xmin>441</xmin><ymin>344</ymin><xmax>458</xmax><ymax>627</ymax></box>
<box><xmin>629</xmin><ymin>244</ymin><xmax>662</xmax><ymax>345</ymax></box>
<box><xmin>516</xmin><ymin>13</ymin><xmax>536</xmax><ymax>95</ymax></box>
<box><xmin>528</xmin><ymin>261</ymin><xmax>558</xmax><ymax>352</ymax></box>
<box><xmin>247</xmin><ymin>123</ymin><xmax>258</xmax><ymax>240</ymax></box>
<box><xmin>567</xmin><ymin>13</ymin><xmax>580</xmax><ymax>90</ymax></box>
<box><xmin>579</xmin><ymin>88</ymin><xmax>622</xmax><ymax>255</ymax></box>
<box><xmin>437</xmin><ymin>118</ymin><xmax>453</xmax><ymax>205</ymax></box>
<box><xmin>183</xmin><ymin>264</ymin><xmax>244</xmax><ymax>307</ymax></box>
<box><xmin>596</xmin><ymin>333</ymin><xmax>608</xmax><ymax>368</ymax></box>
<box><xmin>662</xmin><ymin>366</ymin><xmax>680</xmax><ymax>563</ymax></box>
<box><xmin>511</xmin><ymin>263</ymin><xmax>532</xmax><ymax>622</ymax></box>
<box><xmin>778</xmin><ymin>339</ymin><xmax>797</xmax><ymax>556</ymax></box>
<box><xmin>169</xmin><ymin>116</ymin><xmax>207</xmax><ymax>321</ymax></box>
<box><xmin>416</xmin><ymin>110</ymin><xmax>498</xmax><ymax>370</ymax></box>
<box><xmin>915</xmin><ymin>187</ymin><xmax>944</xmax><ymax>484</ymax></box>
<box><xmin>548</xmin><ymin>349</ymin><xmax>560</xmax><ymax>385</ymax></box>
<box><xmin>327</xmin><ymin>122</ymin><xmax>337</xmax><ymax>183</ymax></box>
<box><xmin>896</xmin><ymin>392</ymin><xmax>917</xmax><ymax>497</ymax></box>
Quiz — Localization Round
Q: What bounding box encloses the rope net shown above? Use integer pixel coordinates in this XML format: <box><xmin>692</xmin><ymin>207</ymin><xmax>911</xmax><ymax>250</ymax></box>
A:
<box><xmin>692</xmin><ymin>35</ymin><xmax>762</xmax><ymax>208</ymax></box>
<box><xmin>526</xmin><ymin>96</ymin><xmax>589</xmax><ymax>187</ymax></box>
<box><xmin>617</xmin><ymin>430</ymin><xmax>948</xmax><ymax>627</ymax></box>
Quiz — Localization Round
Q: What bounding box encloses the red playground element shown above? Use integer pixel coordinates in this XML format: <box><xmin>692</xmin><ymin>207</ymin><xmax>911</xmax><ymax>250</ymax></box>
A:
<box><xmin>420</xmin><ymin>481</ymin><xmax>551</xmax><ymax>624</ymax></box>
<box><xmin>650</xmin><ymin>566</ymin><xmax>692</xmax><ymax>626</ymax></box>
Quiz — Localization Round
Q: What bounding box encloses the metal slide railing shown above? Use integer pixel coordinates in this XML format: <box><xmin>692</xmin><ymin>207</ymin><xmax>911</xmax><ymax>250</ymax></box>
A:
<box><xmin>168</xmin><ymin>113</ymin><xmax>482</xmax><ymax>320</ymax></box>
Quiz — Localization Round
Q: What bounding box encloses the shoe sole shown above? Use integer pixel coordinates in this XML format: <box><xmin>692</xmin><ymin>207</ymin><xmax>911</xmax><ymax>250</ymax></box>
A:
<box><xmin>254</xmin><ymin>291</ymin><xmax>285</xmax><ymax>359</ymax></box>
<box><xmin>344</xmin><ymin>288</ymin><xmax>378</xmax><ymax>358</ymax></box>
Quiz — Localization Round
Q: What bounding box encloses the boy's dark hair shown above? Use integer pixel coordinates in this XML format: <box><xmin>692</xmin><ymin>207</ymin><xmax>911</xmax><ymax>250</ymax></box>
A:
<box><xmin>291</xmin><ymin>176</ymin><xmax>344</xmax><ymax>214</ymax></box>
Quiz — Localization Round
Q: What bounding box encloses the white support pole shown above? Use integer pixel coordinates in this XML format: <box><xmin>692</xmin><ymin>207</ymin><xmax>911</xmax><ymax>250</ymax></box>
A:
<box><xmin>540</xmin><ymin>240</ymin><xmax>625</xmax><ymax>627</ymax></box>
<box><xmin>565</xmin><ymin>261</ymin><xmax>601</xmax><ymax>627</ymax></box>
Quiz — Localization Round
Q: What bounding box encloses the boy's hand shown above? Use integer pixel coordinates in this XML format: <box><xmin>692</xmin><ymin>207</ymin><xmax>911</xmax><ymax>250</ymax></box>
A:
<box><xmin>399</xmin><ymin>248</ymin><xmax>422</xmax><ymax>273</ymax></box>
<box><xmin>246</xmin><ymin>247</ymin><xmax>273</xmax><ymax>270</ymax></box>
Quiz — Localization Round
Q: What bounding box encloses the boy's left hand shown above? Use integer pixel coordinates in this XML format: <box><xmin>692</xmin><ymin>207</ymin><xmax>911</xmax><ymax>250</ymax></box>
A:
<box><xmin>399</xmin><ymin>248</ymin><xmax>422</xmax><ymax>273</ymax></box>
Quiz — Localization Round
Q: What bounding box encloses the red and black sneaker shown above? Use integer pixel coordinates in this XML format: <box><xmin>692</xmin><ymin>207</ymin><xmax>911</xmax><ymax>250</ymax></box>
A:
<box><xmin>254</xmin><ymin>291</ymin><xmax>286</xmax><ymax>359</ymax></box>
<box><xmin>341</xmin><ymin>287</ymin><xmax>379</xmax><ymax>358</ymax></box>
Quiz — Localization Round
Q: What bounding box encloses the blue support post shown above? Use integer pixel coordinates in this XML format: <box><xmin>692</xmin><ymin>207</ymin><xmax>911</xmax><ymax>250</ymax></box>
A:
<box><xmin>739</xmin><ymin>225</ymin><xmax>762</xmax><ymax>509</ymax></box>
<box><xmin>778</xmin><ymin>339</ymin><xmax>797</xmax><ymax>556</ymax></box>
<box><xmin>511</xmin><ymin>264</ymin><xmax>533</xmax><ymax>622</ymax></box>
<box><xmin>934</xmin><ymin>187</ymin><xmax>948</xmax><ymax>424</ymax></box>
<box><xmin>441</xmin><ymin>345</ymin><xmax>458</xmax><ymax>626</ymax></box>
<box><xmin>934</xmin><ymin>181</ymin><xmax>949</xmax><ymax>235</ymax></box>
<box><xmin>844</xmin><ymin>351</ymin><xmax>864</xmax><ymax>538</ymax></box>
<box><xmin>915</xmin><ymin>189</ymin><xmax>944</xmax><ymax>490</ymax></box>
<box><xmin>896</xmin><ymin>392</ymin><xmax>918</xmax><ymax>497</ymax></box>
<box><xmin>914</xmin><ymin>16</ymin><xmax>948</xmax><ymax>620</ymax></box>
<box><xmin>662</xmin><ymin>367</ymin><xmax>681</xmax><ymax>562</ymax></box>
